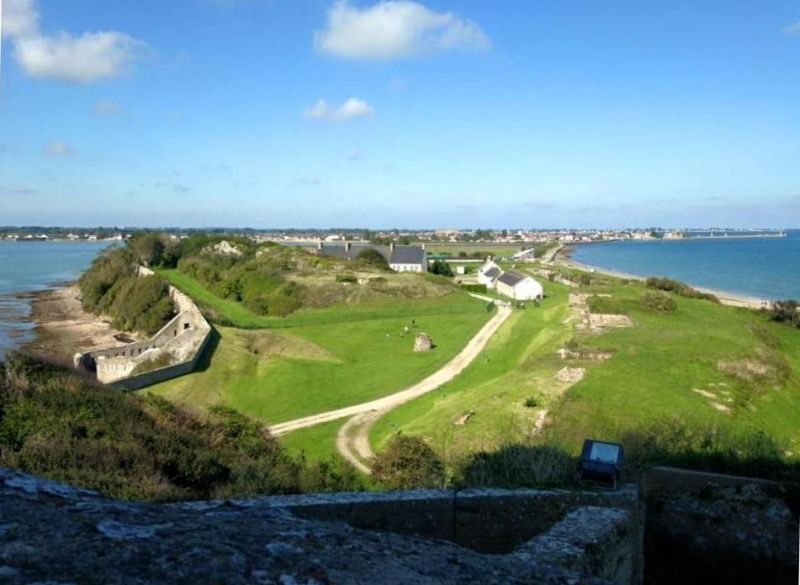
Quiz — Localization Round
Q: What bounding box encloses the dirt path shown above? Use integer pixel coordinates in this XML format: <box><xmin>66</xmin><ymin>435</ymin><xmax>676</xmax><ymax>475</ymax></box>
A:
<box><xmin>269</xmin><ymin>305</ymin><xmax>513</xmax><ymax>446</ymax></box>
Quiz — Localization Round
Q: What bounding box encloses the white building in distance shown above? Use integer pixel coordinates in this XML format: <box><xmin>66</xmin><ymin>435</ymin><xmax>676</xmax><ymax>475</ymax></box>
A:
<box><xmin>495</xmin><ymin>271</ymin><xmax>544</xmax><ymax>301</ymax></box>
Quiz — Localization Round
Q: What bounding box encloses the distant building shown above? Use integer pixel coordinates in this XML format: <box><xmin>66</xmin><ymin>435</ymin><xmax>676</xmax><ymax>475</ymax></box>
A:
<box><xmin>495</xmin><ymin>271</ymin><xmax>544</xmax><ymax>301</ymax></box>
<box><xmin>316</xmin><ymin>241</ymin><xmax>428</xmax><ymax>273</ymax></box>
<box><xmin>477</xmin><ymin>260</ymin><xmax>502</xmax><ymax>289</ymax></box>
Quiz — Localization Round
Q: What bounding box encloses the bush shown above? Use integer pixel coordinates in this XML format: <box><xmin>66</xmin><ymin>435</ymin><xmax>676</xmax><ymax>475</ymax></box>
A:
<box><xmin>356</xmin><ymin>248</ymin><xmax>390</xmax><ymax>270</ymax></box>
<box><xmin>429</xmin><ymin>259</ymin><xmax>453</xmax><ymax>277</ymax></box>
<box><xmin>769</xmin><ymin>300</ymin><xmax>800</xmax><ymax>329</ymax></box>
<box><xmin>0</xmin><ymin>354</ymin><xmax>363</xmax><ymax>501</ymax></box>
<box><xmin>523</xmin><ymin>396</ymin><xmax>540</xmax><ymax>408</ymax></box>
<box><xmin>458</xmin><ymin>444</ymin><xmax>575</xmax><ymax>488</ymax></box>
<box><xmin>371</xmin><ymin>435</ymin><xmax>445</xmax><ymax>489</ymax></box>
<box><xmin>646</xmin><ymin>276</ymin><xmax>719</xmax><ymax>303</ymax></box>
<box><xmin>460</xmin><ymin>283</ymin><xmax>487</xmax><ymax>293</ymax></box>
<box><xmin>79</xmin><ymin>248</ymin><xmax>175</xmax><ymax>335</ymax></box>
<box><xmin>336</xmin><ymin>274</ymin><xmax>358</xmax><ymax>284</ymax></box>
<box><xmin>641</xmin><ymin>291</ymin><xmax>677</xmax><ymax>314</ymax></box>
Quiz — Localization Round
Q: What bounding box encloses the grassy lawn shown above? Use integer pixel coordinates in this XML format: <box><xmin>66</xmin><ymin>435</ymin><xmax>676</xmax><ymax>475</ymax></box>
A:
<box><xmin>146</xmin><ymin>273</ymin><xmax>493</xmax><ymax>426</ymax></box>
<box><xmin>548</xmin><ymin>279</ymin><xmax>800</xmax><ymax>452</ymax></box>
<box><xmin>370</xmin><ymin>281</ymin><xmax>573</xmax><ymax>459</ymax></box>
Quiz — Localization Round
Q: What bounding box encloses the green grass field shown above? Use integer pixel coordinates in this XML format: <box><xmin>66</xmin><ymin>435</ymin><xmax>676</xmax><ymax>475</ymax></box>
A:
<box><xmin>147</xmin><ymin>271</ymin><xmax>493</xmax><ymax>426</ymax></box>
<box><xmin>370</xmin><ymin>281</ymin><xmax>573</xmax><ymax>460</ymax></box>
<box><xmin>369</xmin><ymin>273</ymin><xmax>800</xmax><ymax>465</ymax></box>
<box><xmin>548</xmin><ymin>279</ymin><xmax>800</xmax><ymax>452</ymax></box>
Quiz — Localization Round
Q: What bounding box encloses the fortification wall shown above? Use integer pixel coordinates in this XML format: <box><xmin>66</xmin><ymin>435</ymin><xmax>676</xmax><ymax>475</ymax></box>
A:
<box><xmin>77</xmin><ymin>267</ymin><xmax>211</xmax><ymax>390</ymax></box>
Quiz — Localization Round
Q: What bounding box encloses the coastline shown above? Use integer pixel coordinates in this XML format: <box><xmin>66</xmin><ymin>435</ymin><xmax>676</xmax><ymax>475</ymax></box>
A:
<box><xmin>23</xmin><ymin>285</ymin><xmax>135</xmax><ymax>363</ymax></box>
<box><xmin>555</xmin><ymin>246</ymin><xmax>770</xmax><ymax>310</ymax></box>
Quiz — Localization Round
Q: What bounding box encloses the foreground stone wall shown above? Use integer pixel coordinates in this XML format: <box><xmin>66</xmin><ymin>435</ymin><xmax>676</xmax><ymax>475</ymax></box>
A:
<box><xmin>643</xmin><ymin>466</ymin><xmax>799</xmax><ymax>584</ymax></box>
<box><xmin>0</xmin><ymin>467</ymin><xmax>639</xmax><ymax>585</ymax></box>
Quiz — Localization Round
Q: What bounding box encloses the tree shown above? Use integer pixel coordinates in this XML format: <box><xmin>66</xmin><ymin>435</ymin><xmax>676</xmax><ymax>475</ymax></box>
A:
<box><xmin>356</xmin><ymin>247</ymin><xmax>390</xmax><ymax>270</ymax></box>
<box><xmin>131</xmin><ymin>233</ymin><xmax>166</xmax><ymax>267</ymax></box>
<box><xmin>371</xmin><ymin>435</ymin><xmax>445</xmax><ymax>489</ymax></box>
<box><xmin>430</xmin><ymin>259</ymin><xmax>453</xmax><ymax>277</ymax></box>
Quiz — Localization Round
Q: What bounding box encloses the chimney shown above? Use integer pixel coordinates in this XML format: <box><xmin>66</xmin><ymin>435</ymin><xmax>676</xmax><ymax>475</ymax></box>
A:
<box><xmin>421</xmin><ymin>244</ymin><xmax>426</xmax><ymax>251</ymax></box>
<box><xmin>317</xmin><ymin>239</ymin><xmax>323</xmax><ymax>251</ymax></box>
<box><xmin>390</xmin><ymin>242</ymin><xmax>396</xmax><ymax>253</ymax></box>
<box><xmin>345</xmin><ymin>242</ymin><xmax>351</xmax><ymax>253</ymax></box>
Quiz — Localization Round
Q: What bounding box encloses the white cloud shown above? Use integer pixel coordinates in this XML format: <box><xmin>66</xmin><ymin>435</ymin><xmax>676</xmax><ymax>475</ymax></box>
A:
<box><xmin>2</xmin><ymin>0</ymin><xmax>147</xmax><ymax>83</ymax></box>
<box><xmin>95</xmin><ymin>99</ymin><xmax>122</xmax><ymax>115</ymax></box>
<box><xmin>784</xmin><ymin>21</ymin><xmax>800</xmax><ymax>35</ymax></box>
<box><xmin>304</xmin><ymin>98</ymin><xmax>374</xmax><ymax>122</ymax></box>
<box><xmin>314</xmin><ymin>0</ymin><xmax>489</xmax><ymax>60</ymax></box>
<box><xmin>44</xmin><ymin>141</ymin><xmax>73</xmax><ymax>157</ymax></box>
<box><xmin>1</xmin><ymin>0</ymin><xmax>39</xmax><ymax>38</ymax></box>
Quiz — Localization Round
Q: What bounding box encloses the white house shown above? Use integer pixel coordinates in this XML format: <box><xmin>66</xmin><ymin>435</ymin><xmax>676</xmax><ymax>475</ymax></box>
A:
<box><xmin>495</xmin><ymin>271</ymin><xmax>544</xmax><ymax>301</ymax></box>
<box><xmin>388</xmin><ymin>243</ymin><xmax>428</xmax><ymax>273</ymax></box>
<box><xmin>477</xmin><ymin>260</ymin><xmax>502</xmax><ymax>289</ymax></box>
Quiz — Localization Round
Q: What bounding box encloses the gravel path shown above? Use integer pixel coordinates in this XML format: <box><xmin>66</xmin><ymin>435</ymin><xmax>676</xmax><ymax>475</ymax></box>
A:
<box><xmin>269</xmin><ymin>305</ymin><xmax>513</xmax><ymax>450</ymax></box>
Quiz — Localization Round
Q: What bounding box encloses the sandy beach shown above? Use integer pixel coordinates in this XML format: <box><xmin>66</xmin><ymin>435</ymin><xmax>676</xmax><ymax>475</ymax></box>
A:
<box><xmin>555</xmin><ymin>247</ymin><xmax>770</xmax><ymax>311</ymax></box>
<box><xmin>23</xmin><ymin>285</ymin><xmax>137</xmax><ymax>362</ymax></box>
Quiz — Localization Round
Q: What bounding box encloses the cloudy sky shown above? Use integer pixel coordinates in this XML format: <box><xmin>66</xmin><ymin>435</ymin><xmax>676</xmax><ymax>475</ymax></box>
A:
<box><xmin>1</xmin><ymin>0</ymin><xmax>799</xmax><ymax>228</ymax></box>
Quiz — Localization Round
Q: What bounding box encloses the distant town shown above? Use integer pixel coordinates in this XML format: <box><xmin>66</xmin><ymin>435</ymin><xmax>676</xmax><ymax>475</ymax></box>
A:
<box><xmin>0</xmin><ymin>226</ymin><xmax>789</xmax><ymax>244</ymax></box>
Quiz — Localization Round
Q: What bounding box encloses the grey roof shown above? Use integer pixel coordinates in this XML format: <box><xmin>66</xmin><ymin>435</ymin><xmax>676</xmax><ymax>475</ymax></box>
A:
<box><xmin>496</xmin><ymin>271</ymin><xmax>528</xmax><ymax>287</ymax></box>
<box><xmin>389</xmin><ymin>245</ymin><xmax>426</xmax><ymax>265</ymax></box>
<box><xmin>317</xmin><ymin>243</ymin><xmax>426</xmax><ymax>266</ymax></box>
<box><xmin>484</xmin><ymin>266</ymin><xmax>502</xmax><ymax>279</ymax></box>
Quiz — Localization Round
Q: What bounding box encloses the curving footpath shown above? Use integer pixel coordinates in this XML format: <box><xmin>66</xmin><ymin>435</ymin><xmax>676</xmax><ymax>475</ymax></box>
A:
<box><xmin>269</xmin><ymin>304</ymin><xmax>513</xmax><ymax>473</ymax></box>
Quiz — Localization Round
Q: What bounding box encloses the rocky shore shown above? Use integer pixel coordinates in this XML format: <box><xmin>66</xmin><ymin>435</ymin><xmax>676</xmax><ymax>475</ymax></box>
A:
<box><xmin>23</xmin><ymin>285</ymin><xmax>137</xmax><ymax>362</ymax></box>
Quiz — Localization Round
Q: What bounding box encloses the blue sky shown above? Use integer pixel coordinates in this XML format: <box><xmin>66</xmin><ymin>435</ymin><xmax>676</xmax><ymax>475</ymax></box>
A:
<box><xmin>1</xmin><ymin>0</ymin><xmax>799</xmax><ymax>228</ymax></box>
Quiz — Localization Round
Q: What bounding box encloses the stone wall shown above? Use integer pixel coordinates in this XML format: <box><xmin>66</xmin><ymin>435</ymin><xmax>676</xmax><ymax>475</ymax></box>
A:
<box><xmin>0</xmin><ymin>467</ymin><xmax>642</xmax><ymax>584</ymax></box>
<box><xmin>643</xmin><ymin>466</ymin><xmax>799</xmax><ymax>584</ymax></box>
<box><xmin>76</xmin><ymin>268</ymin><xmax>212</xmax><ymax>390</ymax></box>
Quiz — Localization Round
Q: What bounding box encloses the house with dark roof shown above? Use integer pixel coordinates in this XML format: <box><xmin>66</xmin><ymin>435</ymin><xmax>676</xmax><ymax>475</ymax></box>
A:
<box><xmin>316</xmin><ymin>241</ymin><xmax>427</xmax><ymax>273</ymax></box>
<box><xmin>495</xmin><ymin>271</ymin><xmax>544</xmax><ymax>301</ymax></box>
<box><xmin>477</xmin><ymin>260</ymin><xmax>502</xmax><ymax>289</ymax></box>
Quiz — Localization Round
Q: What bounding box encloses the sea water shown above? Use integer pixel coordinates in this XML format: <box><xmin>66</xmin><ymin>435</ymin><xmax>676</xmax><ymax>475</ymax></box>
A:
<box><xmin>571</xmin><ymin>230</ymin><xmax>800</xmax><ymax>301</ymax></box>
<box><xmin>0</xmin><ymin>241</ymin><xmax>111</xmax><ymax>357</ymax></box>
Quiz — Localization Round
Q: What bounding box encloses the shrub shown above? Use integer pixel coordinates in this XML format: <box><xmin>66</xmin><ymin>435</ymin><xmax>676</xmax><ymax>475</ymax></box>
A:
<box><xmin>458</xmin><ymin>444</ymin><xmax>575</xmax><ymax>488</ymax></box>
<box><xmin>429</xmin><ymin>259</ymin><xmax>454</xmax><ymax>277</ymax></box>
<box><xmin>356</xmin><ymin>248</ymin><xmax>390</xmax><ymax>270</ymax></box>
<box><xmin>371</xmin><ymin>435</ymin><xmax>445</xmax><ymax>489</ymax></box>
<box><xmin>641</xmin><ymin>291</ymin><xmax>677</xmax><ymax>314</ymax></box>
<box><xmin>336</xmin><ymin>273</ymin><xmax>358</xmax><ymax>284</ymax></box>
<box><xmin>769</xmin><ymin>300</ymin><xmax>800</xmax><ymax>329</ymax></box>
<box><xmin>523</xmin><ymin>396</ymin><xmax>540</xmax><ymax>408</ymax></box>
<box><xmin>460</xmin><ymin>283</ymin><xmax>487</xmax><ymax>293</ymax></box>
<box><xmin>646</xmin><ymin>276</ymin><xmax>719</xmax><ymax>303</ymax></box>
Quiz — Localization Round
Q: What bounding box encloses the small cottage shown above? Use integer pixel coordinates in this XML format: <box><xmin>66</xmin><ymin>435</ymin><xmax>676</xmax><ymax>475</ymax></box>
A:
<box><xmin>495</xmin><ymin>271</ymin><xmax>544</xmax><ymax>301</ymax></box>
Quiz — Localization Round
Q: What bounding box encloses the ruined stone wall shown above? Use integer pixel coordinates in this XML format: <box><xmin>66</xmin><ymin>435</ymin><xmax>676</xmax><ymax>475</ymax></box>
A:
<box><xmin>0</xmin><ymin>467</ymin><xmax>642</xmax><ymax>585</ymax></box>
<box><xmin>77</xmin><ymin>267</ymin><xmax>212</xmax><ymax>390</ymax></box>
<box><xmin>643</xmin><ymin>467</ymin><xmax>799</xmax><ymax>584</ymax></box>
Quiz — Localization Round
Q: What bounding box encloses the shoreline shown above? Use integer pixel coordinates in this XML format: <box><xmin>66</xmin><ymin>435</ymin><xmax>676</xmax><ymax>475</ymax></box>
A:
<box><xmin>555</xmin><ymin>246</ymin><xmax>771</xmax><ymax>310</ymax></box>
<box><xmin>22</xmin><ymin>284</ymin><xmax>136</xmax><ymax>363</ymax></box>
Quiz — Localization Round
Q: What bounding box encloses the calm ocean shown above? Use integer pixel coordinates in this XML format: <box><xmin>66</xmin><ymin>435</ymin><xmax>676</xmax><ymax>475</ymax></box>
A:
<box><xmin>0</xmin><ymin>241</ymin><xmax>111</xmax><ymax>357</ymax></box>
<box><xmin>571</xmin><ymin>230</ymin><xmax>800</xmax><ymax>301</ymax></box>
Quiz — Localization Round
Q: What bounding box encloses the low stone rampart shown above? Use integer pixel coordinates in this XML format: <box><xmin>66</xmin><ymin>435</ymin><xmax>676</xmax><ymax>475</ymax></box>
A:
<box><xmin>75</xmin><ymin>268</ymin><xmax>211</xmax><ymax>390</ymax></box>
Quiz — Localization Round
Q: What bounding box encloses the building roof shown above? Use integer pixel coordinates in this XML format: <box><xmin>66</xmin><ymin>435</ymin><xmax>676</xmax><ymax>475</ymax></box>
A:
<box><xmin>389</xmin><ymin>245</ymin><xmax>426</xmax><ymax>265</ymax></box>
<box><xmin>496</xmin><ymin>271</ymin><xmax>529</xmax><ymax>287</ymax></box>
<box><xmin>484</xmin><ymin>266</ymin><xmax>502</xmax><ymax>279</ymax></box>
<box><xmin>318</xmin><ymin>243</ymin><xmax>426</xmax><ymax>266</ymax></box>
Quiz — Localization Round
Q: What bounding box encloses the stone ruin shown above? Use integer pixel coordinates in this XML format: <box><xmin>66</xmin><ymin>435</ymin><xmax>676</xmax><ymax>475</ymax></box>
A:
<box><xmin>556</xmin><ymin>367</ymin><xmax>586</xmax><ymax>383</ymax></box>
<box><xmin>1</xmin><ymin>465</ymin><xmax>796</xmax><ymax>584</ymax></box>
<box><xmin>74</xmin><ymin>267</ymin><xmax>212</xmax><ymax>391</ymax></box>
<box><xmin>413</xmin><ymin>332</ymin><xmax>433</xmax><ymax>352</ymax></box>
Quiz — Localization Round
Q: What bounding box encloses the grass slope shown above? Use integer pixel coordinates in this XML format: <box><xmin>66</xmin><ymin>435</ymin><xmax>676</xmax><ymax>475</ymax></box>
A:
<box><xmin>147</xmin><ymin>272</ymin><xmax>493</xmax><ymax>426</ymax></box>
<box><xmin>370</xmin><ymin>281</ymin><xmax>572</xmax><ymax>459</ymax></box>
<box><xmin>548</xmin><ymin>279</ymin><xmax>800</xmax><ymax>451</ymax></box>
